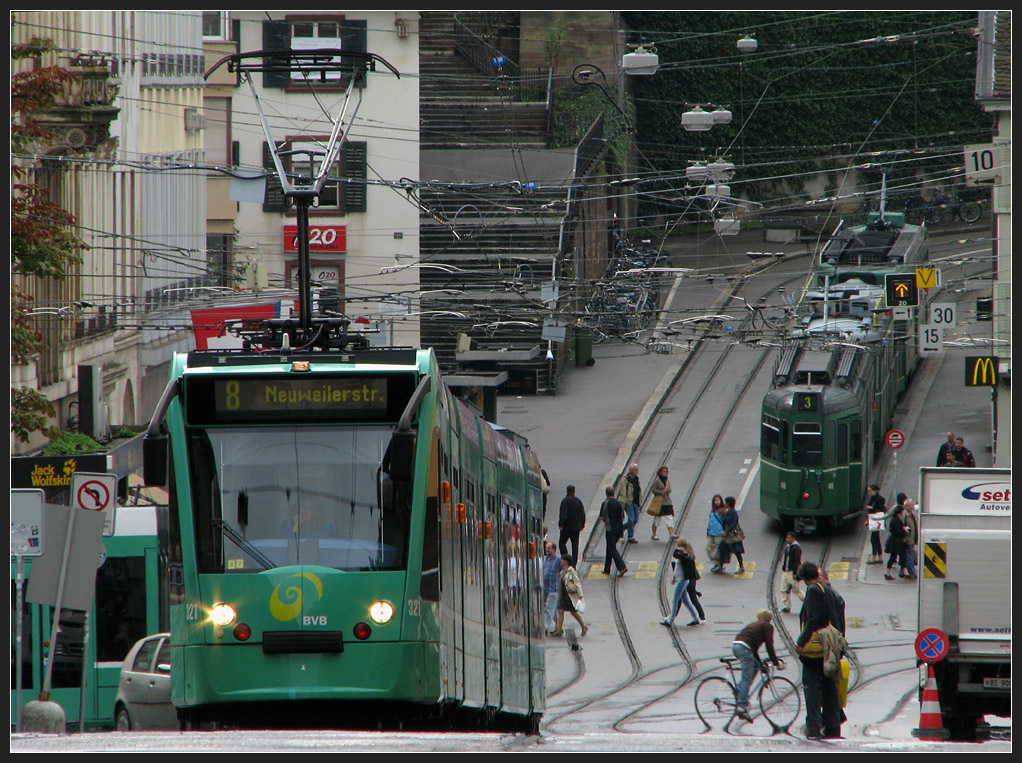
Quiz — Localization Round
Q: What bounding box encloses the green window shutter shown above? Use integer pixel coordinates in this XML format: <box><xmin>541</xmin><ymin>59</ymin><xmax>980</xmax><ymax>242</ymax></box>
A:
<box><xmin>263</xmin><ymin>141</ymin><xmax>289</xmax><ymax>212</ymax></box>
<box><xmin>342</xmin><ymin>19</ymin><xmax>368</xmax><ymax>88</ymax></box>
<box><xmin>262</xmin><ymin>20</ymin><xmax>291</xmax><ymax>89</ymax></box>
<box><xmin>340</xmin><ymin>141</ymin><xmax>368</xmax><ymax>213</ymax></box>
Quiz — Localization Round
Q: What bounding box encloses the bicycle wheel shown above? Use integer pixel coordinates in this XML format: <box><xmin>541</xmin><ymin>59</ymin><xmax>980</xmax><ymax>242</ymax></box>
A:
<box><xmin>928</xmin><ymin>203</ymin><xmax>953</xmax><ymax>226</ymax></box>
<box><xmin>695</xmin><ymin>676</ymin><xmax>737</xmax><ymax>731</ymax></box>
<box><xmin>957</xmin><ymin>201</ymin><xmax>982</xmax><ymax>224</ymax></box>
<box><xmin>759</xmin><ymin>675</ymin><xmax>801</xmax><ymax>732</ymax></box>
<box><xmin>904</xmin><ymin>205</ymin><xmax>925</xmax><ymax>226</ymax></box>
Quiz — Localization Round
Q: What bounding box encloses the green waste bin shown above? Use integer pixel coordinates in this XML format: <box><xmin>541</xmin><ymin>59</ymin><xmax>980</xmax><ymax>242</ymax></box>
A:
<box><xmin>575</xmin><ymin>326</ymin><xmax>594</xmax><ymax>366</ymax></box>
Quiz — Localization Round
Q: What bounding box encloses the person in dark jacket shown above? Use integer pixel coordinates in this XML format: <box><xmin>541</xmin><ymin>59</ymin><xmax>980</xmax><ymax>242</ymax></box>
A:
<box><xmin>732</xmin><ymin>609</ymin><xmax>785</xmax><ymax>721</ymax></box>
<box><xmin>779</xmin><ymin>532</ymin><xmax>804</xmax><ymax>612</ymax></box>
<box><xmin>884</xmin><ymin>504</ymin><xmax>908</xmax><ymax>580</ymax></box>
<box><xmin>720</xmin><ymin>496</ymin><xmax>746</xmax><ymax>575</ymax></box>
<box><xmin>935</xmin><ymin>431</ymin><xmax>955</xmax><ymax>467</ymax></box>
<box><xmin>660</xmin><ymin>538</ymin><xmax>701</xmax><ymax>627</ymax></box>
<box><xmin>795</xmin><ymin>562</ymin><xmax>844</xmax><ymax>739</ymax></box>
<box><xmin>557</xmin><ymin>484</ymin><xmax>586</xmax><ymax>563</ymax></box>
<box><xmin>951</xmin><ymin>437</ymin><xmax>977</xmax><ymax>468</ymax></box>
<box><xmin>601</xmin><ymin>486</ymin><xmax>627</xmax><ymax>577</ymax></box>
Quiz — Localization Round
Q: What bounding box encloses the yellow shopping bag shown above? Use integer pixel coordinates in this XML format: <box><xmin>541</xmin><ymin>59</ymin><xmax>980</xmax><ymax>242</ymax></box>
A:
<box><xmin>838</xmin><ymin>658</ymin><xmax>850</xmax><ymax>707</ymax></box>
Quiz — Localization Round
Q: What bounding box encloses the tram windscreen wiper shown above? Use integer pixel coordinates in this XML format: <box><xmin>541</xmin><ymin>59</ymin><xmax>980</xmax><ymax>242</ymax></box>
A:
<box><xmin>212</xmin><ymin>518</ymin><xmax>278</xmax><ymax>570</ymax></box>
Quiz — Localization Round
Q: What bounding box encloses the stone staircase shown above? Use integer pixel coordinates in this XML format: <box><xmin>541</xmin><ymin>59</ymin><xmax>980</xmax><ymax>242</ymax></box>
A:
<box><xmin>418</xmin><ymin>11</ymin><xmax>569</xmax><ymax>393</ymax></box>
<box><xmin>420</xmin><ymin>11</ymin><xmax>549</xmax><ymax>150</ymax></box>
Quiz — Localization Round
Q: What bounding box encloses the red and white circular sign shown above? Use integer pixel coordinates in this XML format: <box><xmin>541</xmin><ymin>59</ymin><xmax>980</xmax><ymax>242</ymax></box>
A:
<box><xmin>885</xmin><ymin>429</ymin><xmax>905</xmax><ymax>449</ymax></box>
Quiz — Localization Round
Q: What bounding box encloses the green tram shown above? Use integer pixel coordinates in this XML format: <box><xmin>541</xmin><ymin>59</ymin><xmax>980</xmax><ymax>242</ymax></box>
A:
<box><xmin>141</xmin><ymin>344</ymin><xmax>546</xmax><ymax>731</ymax></box>
<box><xmin>759</xmin><ymin>212</ymin><xmax>927</xmax><ymax>532</ymax></box>
<box><xmin>11</xmin><ymin>504</ymin><xmax>162</xmax><ymax>729</ymax></box>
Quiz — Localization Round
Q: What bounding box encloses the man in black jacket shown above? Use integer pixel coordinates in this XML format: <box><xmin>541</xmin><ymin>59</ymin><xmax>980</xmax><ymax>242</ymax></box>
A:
<box><xmin>795</xmin><ymin>561</ymin><xmax>844</xmax><ymax>740</ymax></box>
<box><xmin>557</xmin><ymin>484</ymin><xmax>586</xmax><ymax>563</ymax></box>
<box><xmin>779</xmin><ymin>532</ymin><xmax>804</xmax><ymax>613</ymax></box>
<box><xmin>601</xmin><ymin>486</ymin><xmax>628</xmax><ymax>577</ymax></box>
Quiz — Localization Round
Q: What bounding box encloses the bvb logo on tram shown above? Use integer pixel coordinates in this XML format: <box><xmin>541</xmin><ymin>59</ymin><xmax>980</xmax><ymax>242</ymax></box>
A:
<box><xmin>269</xmin><ymin>572</ymin><xmax>324</xmax><ymax>622</ymax></box>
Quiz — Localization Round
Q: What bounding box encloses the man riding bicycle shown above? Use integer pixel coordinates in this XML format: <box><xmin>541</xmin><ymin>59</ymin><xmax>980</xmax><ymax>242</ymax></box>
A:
<box><xmin>731</xmin><ymin>609</ymin><xmax>786</xmax><ymax>721</ymax></box>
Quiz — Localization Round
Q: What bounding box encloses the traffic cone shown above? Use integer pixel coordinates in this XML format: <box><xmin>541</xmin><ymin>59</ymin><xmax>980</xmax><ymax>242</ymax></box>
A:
<box><xmin>912</xmin><ymin>663</ymin><xmax>950</xmax><ymax>739</ymax></box>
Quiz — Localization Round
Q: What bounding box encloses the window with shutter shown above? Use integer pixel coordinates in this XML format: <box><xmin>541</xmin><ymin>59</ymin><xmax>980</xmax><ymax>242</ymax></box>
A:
<box><xmin>262</xmin><ymin>141</ymin><xmax>289</xmax><ymax>212</ymax></box>
<box><xmin>262</xmin><ymin>138</ymin><xmax>368</xmax><ymax>214</ymax></box>
<box><xmin>340</xmin><ymin>141</ymin><xmax>367</xmax><ymax>213</ymax></box>
<box><xmin>261</xmin><ymin>16</ymin><xmax>368</xmax><ymax>91</ymax></box>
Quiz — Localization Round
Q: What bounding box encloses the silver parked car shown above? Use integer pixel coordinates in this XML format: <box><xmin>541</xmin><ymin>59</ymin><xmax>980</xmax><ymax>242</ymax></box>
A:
<box><xmin>113</xmin><ymin>632</ymin><xmax>177</xmax><ymax>730</ymax></box>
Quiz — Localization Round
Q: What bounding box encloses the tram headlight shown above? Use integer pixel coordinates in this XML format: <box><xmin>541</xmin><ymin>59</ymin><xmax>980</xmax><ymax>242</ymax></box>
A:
<box><xmin>369</xmin><ymin>600</ymin><xmax>394</xmax><ymax>624</ymax></box>
<box><xmin>210</xmin><ymin>602</ymin><xmax>237</xmax><ymax>627</ymax></box>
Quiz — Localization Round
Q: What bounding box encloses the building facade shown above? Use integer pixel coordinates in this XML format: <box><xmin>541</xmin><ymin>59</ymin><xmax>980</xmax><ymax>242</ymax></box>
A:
<box><xmin>227</xmin><ymin>11</ymin><xmax>421</xmax><ymax>349</ymax></box>
<box><xmin>974</xmin><ymin>11</ymin><xmax>1011</xmax><ymax>467</ymax></box>
<box><xmin>12</xmin><ymin>11</ymin><xmax>206</xmax><ymax>454</ymax></box>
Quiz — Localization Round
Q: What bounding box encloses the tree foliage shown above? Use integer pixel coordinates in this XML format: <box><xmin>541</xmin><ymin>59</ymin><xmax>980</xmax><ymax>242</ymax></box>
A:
<box><xmin>11</xmin><ymin>36</ymin><xmax>86</xmax><ymax>442</ymax></box>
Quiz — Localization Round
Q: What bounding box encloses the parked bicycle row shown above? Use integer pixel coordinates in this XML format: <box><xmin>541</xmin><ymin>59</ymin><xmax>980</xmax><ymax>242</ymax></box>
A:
<box><xmin>855</xmin><ymin>188</ymin><xmax>985</xmax><ymax>226</ymax></box>
<box><xmin>583</xmin><ymin>238</ymin><xmax>668</xmax><ymax>343</ymax></box>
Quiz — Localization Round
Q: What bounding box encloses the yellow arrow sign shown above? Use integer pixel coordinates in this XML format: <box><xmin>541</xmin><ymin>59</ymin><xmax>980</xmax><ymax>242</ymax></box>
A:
<box><xmin>895</xmin><ymin>283</ymin><xmax>910</xmax><ymax>297</ymax></box>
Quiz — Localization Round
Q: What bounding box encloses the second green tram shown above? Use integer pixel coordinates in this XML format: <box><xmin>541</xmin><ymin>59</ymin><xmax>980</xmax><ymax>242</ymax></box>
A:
<box><xmin>759</xmin><ymin>211</ymin><xmax>927</xmax><ymax>532</ymax></box>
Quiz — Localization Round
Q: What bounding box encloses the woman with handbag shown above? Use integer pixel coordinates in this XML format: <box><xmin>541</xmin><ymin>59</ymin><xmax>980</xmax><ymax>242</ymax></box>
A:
<box><xmin>648</xmin><ymin>465</ymin><xmax>677</xmax><ymax>541</ymax></box>
<box><xmin>721</xmin><ymin>496</ymin><xmax>746</xmax><ymax>575</ymax></box>
<box><xmin>707</xmin><ymin>495</ymin><xmax>726</xmax><ymax>572</ymax></box>
<box><xmin>551</xmin><ymin>554</ymin><xmax>588</xmax><ymax>637</ymax></box>
<box><xmin>661</xmin><ymin>538</ymin><xmax>702</xmax><ymax>627</ymax></box>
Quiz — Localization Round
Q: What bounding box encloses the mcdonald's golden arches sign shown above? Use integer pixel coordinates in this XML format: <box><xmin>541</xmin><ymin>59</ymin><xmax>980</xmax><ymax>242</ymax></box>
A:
<box><xmin>965</xmin><ymin>356</ymin><xmax>998</xmax><ymax>387</ymax></box>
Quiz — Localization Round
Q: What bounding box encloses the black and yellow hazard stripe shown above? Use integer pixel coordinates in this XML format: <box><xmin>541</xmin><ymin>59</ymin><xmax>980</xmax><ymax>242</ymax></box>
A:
<box><xmin>923</xmin><ymin>542</ymin><xmax>946</xmax><ymax>578</ymax></box>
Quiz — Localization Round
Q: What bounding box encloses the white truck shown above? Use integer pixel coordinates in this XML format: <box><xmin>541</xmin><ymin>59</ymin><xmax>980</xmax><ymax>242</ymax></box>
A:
<box><xmin>916</xmin><ymin>467</ymin><xmax>1011</xmax><ymax>740</ymax></box>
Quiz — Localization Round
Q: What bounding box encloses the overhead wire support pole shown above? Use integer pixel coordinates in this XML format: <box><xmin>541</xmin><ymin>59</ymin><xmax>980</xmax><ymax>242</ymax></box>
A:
<box><xmin>204</xmin><ymin>49</ymin><xmax>399</xmax><ymax>338</ymax></box>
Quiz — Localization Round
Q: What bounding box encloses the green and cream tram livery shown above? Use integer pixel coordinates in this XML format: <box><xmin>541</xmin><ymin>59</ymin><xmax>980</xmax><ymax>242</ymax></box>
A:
<box><xmin>760</xmin><ymin>211</ymin><xmax>926</xmax><ymax>532</ymax></box>
<box><xmin>142</xmin><ymin>346</ymin><xmax>545</xmax><ymax>731</ymax></box>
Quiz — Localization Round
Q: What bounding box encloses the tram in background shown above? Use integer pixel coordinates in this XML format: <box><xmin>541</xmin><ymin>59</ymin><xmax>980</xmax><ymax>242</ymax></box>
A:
<box><xmin>10</xmin><ymin>503</ymin><xmax>162</xmax><ymax>729</ymax></box>
<box><xmin>759</xmin><ymin>211</ymin><xmax>928</xmax><ymax>532</ymax></box>
<box><xmin>141</xmin><ymin>336</ymin><xmax>546</xmax><ymax>731</ymax></box>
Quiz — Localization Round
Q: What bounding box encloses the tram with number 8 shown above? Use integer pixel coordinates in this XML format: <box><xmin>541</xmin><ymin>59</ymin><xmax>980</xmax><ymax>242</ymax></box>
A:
<box><xmin>759</xmin><ymin>211</ymin><xmax>927</xmax><ymax>532</ymax></box>
<box><xmin>141</xmin><ymin>328</ymin><xmax>546</xmax><ymax>731</ymax></box>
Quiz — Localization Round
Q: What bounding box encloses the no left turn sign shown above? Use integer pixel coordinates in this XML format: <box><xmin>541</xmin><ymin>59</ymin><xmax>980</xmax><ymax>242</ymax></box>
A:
<box><xmin>70</xmin><ymin>472</ymin><xmax>119</xmax><ymax>537</ymax></box>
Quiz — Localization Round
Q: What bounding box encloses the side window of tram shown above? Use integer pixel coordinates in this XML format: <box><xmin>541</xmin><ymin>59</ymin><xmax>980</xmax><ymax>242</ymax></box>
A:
<box><xmin>850</xmin><ymin>419</ymin><xmax>862</xmax><ymax>460</ymax></box>
<box><xmin>761</xmin><ymin>415</ymin><xmax>783</xmax><ymax>461</ymax></box>
<box><xmin>95</xmin><ymin>556</ymin><xmax>149</xmax><ymax>663</ymax></box>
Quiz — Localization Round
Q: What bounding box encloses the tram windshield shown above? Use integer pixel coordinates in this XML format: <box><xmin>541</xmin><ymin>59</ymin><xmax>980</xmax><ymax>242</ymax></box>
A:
<box><xmin>791</xmin><ymin>422</ymin><xmax>824</xmax><ymax>467</ymax></box>
<box><xmin>187</xmin><ymin>426</ymin><xmax>411</xmax><ymax>573</ymax></box>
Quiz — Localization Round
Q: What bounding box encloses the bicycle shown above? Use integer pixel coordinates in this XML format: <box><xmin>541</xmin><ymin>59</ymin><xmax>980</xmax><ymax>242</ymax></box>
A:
<box><xmin>943</xmin><ymin>187</ymin><xmax>983</xmax><ymax>224</ymax></box>
<box><xmin>694</xmin><ymin>656</ymin><xmax>801</xmax><ymax>733</ymax></box>
<box><xmin>898</xmin><ymin>195</ymin><xmax>953</xmax><ymax>226</ymax></box>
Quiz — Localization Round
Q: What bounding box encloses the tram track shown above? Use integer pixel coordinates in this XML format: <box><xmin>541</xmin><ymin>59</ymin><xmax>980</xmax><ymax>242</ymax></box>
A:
<box><xmin>542</xmin><ymin>259</ymin><xmax>803</xmax><ymax>736</ymax></box>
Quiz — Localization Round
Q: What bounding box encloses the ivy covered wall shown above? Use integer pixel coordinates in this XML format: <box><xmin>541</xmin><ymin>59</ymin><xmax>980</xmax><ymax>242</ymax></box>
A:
<box><xmin>620</xmin><ymin>11</ymin><xmax>989</xmax><ymax>219</ymax></box>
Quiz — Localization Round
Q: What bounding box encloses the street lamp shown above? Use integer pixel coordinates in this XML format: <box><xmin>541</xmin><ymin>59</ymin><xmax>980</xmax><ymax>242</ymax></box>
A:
<box><xmin>572</xmin><ymin>63</ymin><xmax>636</xmax><ymax>134</ymax></box>
<box><xmin>737</xmin><ymin>36</ymin><xmax>758</xmax><ymax>53</ymax></box>
<box><xmin>681</xmin><ymin>105</ymin><xmax>714</xmax><ymax>132</ymax></box>
<box><xmin>621</xmin><ymin>45</ymin><xmax>659</xmax><ymax>76</ymax></box>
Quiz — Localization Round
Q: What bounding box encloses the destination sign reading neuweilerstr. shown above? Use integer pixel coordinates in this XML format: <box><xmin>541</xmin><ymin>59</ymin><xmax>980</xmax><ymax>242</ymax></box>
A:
<box><xmin>185</xmin><ymin>374</ymin><xmax>417</xmax><ymax>425</ymax></box>
<box><xmin>220</xmin><ymin>378</ymin><xmax>387</xmax><ymax>412</ymax></box>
